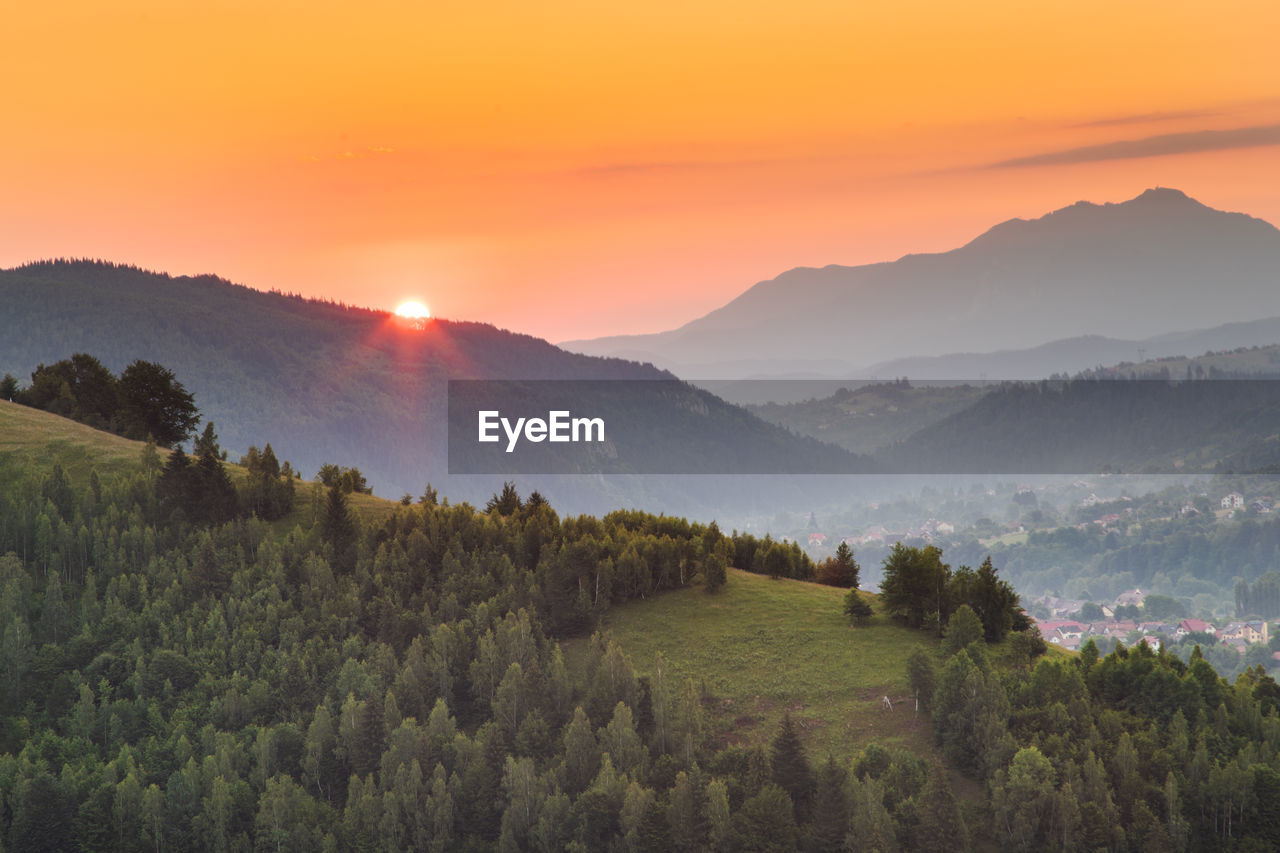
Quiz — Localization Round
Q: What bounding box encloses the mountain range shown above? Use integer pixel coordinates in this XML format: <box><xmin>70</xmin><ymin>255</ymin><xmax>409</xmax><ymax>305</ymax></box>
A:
<box><xmin>9</xmin><ymin>187</ymin><xmax>1280</xmax><ymax>517</ymax></box>
<box><xmin>563</xmin><ymin>188</ymin><xmax>1280</xmax><ymax>379</ymax></box>
<box><xmin>0</xmin><ymin>260</ymin><xmax>868</xmax><ymax>515</ymax></box>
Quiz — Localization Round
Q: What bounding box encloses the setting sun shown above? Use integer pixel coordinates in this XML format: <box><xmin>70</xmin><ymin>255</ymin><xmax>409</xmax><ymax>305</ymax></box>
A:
<box><xmin>394</xmin><ymin>300</ymin><xmax>431</xmax><ymax>320</ymax></box>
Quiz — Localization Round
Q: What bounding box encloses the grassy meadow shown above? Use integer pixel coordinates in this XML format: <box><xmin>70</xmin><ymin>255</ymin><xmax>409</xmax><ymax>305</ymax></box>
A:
<box><xmin>578</xmin><ymin>568</ymin><xmax>944</xmax><ymax>762</ymax></box>
<box><xmin>0</xmin><ymin>400</ymin><xmax>399</xmax><ymax>527</ymax></box>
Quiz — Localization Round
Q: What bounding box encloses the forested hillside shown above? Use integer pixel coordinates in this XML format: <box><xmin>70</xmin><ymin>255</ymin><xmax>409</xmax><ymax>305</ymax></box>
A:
<box><xmin>880</xmin><ymin>379</ymin><xmax>1280</xmax><ymax>474</ymax></box>
<box><xmin>0</xmin><ymin>262</ymin><xmax>871</xmax><ymax>516</ymax></box>
<box><xmin>4</xmin><ymin>406</ymin><xmax>1280</xmax><ymax>850</ymax></box>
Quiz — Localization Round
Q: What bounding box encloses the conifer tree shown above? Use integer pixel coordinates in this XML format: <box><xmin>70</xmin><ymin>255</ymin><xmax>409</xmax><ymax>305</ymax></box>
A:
<box><xmin>192</xmin><ymin>534</ymin><xmax>228</xmax><ymax>597</ymax></box>
<box><xmin>632</xmin><ymin>795</ymin><xmax>671</xmax><ymax>853</ymax></box>
<box><xmin>731</xmin><ymin>784</ymin><xmax>798</xmax><ymax>852</ymax></box>
<box><xmin>807</xmin><ymin>755</ymin><xmax>851</xmax><ymax>852</ymax></box>
<box><xmin>562</xmin><ymin>707</ymin><xmax>599</xmax><ymax>796</ymax></box>
<box><xmin>914</xmin><ymin>767</ymin><xmax>966</xmax><ymax>853</ymax></box>
<box><xmin>771</xmin><ymin>713</ymin><xmax>812</xmax><ymax>820</ymax></box>
<box><xmin>941</xmin><ymin>605</ymin><xmax>984</xmax><ymax>656</ymax></box>
<box><xmin>320</xmin><ymin>485</ymin><xmax>357</xmax><ymax>558</ymax></box>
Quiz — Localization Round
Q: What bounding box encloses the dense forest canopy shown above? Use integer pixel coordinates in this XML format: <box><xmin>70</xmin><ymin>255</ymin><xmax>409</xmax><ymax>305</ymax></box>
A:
<box><xmin>3</xmin><ymin>403</ymin><xmax>1280</xmax><ymax>850</ymax></box>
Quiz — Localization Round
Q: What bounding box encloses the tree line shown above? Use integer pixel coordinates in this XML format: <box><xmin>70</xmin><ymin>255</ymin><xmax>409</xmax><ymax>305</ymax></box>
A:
<box><xmin>877</xmin><ymin>544</ymin><xmax>1026</xmax><ymax>641</ymax></box>
<box><xmin>0</xmin><ymin>448</ymin><xmax>844</xmax><ymax>850</ymax></box>
<box><xmin>4</xmin><ymin>353</ymin><xmax>200</xmax><ymax>447</ymax></box>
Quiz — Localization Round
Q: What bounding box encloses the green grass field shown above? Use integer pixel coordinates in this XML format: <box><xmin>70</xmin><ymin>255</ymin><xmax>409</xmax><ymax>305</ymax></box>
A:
<box><xmin>580</xmin><ymin>569</ymin><xmax>944</xmax><ymax>762</ymax></box>
<box><xmin>1</xmin><ymin>399</ymin><xmax>153</xmax><ymax>480</ymax></box>
<box><xmin>980</xmin><ymin>531</ymin><xmax>1029</xmax><ymax>547</ymax></box>
<box><xmin>0</xmin><ymin>401</ymin><xmax>398</xmax><ymax>526</ymax></box>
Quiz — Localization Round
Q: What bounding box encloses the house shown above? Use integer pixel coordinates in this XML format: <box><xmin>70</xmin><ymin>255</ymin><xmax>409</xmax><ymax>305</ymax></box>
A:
<box><xmin>1056</xmin><ymin>634</ymin><xmax>1083</xmax><ymax>651</ymax></box>
<box><xmin>1222</xmin><ymin>492</ymin><xmax>1245</xmax><ymax>509</ymax></box>
<box><xmin>1179</xmin><ymin>503</ymin><xmax>1200</xmax><ymax>517</ymax></box>
<box><xmin>1039</xmin><ymin>620</ymin><xmax>1086</xmax><ymax>640</ymax></box>
<box><xmin>1177</xmin><ymin>618</ymin><xmax>1215</xmax><ymax>637</ymax></box>
<box><xmin>1219</xmin><ymin>620</ymin><xmax>1269</xmax><ymax>644</ymax></box>
<box><xmin>1114</xmin><ymin>588</ymin><xmax>1146</xmax><ymax>608</ymax></box>
<box><xmin>1036</xmin><ymin>598</ymin><xmax>1085</xmax><ymax>619</ymax></box>
<box><xmin>807</xmin><ymin>532</ymin><xmax>827</xmax><ymax>546</ymax></box>
<box><xmin>1250</xmin><ymin>499</ymin><xmax>1272</xmax><ymax>514</ymax></box>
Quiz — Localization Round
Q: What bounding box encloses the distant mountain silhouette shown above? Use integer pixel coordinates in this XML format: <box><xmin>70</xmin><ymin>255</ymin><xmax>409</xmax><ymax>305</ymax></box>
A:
<box><xmin>0</xmin><ymin>260</ymin><xmax>869</xmax><ymax>514</ymax></box>
<box><xmin>874</xmin><ymin>378</ymin><xmax>1280</xmax><ymax>475</ymax></box>
<box><xmin>864</xmin><ymin>316</ymin><xmax>1280</xmax><ymax>380</ymax></box>
<box><xmin>563</xmin><ymin>188</ymin><xmax>1280</xmax><ymax>378</ymax></box>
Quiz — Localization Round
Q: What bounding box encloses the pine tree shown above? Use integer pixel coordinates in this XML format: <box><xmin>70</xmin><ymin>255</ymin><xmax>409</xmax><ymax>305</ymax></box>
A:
<box><xmin>845</xmin><ymin>590</ymin><xmax>874</xmax><ymax>625</ymax></box>
<box><xmin>878</xmin><ymin>544</ymin><xmax>950</xmax><ymax>631</ymax></box>
<box><xmin>817</xmin><ymin>541</ymin><xmax>861</xmax><ymax>588</ymax></box>
<box><xmin>807</xmin><ymin>755</ymin><xmax>851</xmax><ymax>852</ymax></box>
<box><xmin>486</xmin><ymin>482</ymin><xmax>522</xmax><ymax>516</ymax></box>
<box><xmin>632</xmin><ymin>796</ymin><xmax>671</xmax><ymax>853</ymax></box>
<box><xmin>941</xmin><ymin>605</ymin><xmax>984</xmax><ymax>656</ymax></box>
<box><xmin>771</xmin><ymin>713</ymin><xmax>812</xmax><ymax>820</ymax></box>
<box><xmin>320</xmin><ymin>485</ymin><xmax>357</xmax><ymax>560</ymax></box>
<box><xmin>193</xmin><ymin>421</ymin><xmax>221</xmax><ymax>458</ymax></box>
<box><xmin>914</xmin><ymin>767</ymin><xmax>966</xmax><ymax>853</ymax></box>
<box><xmin>191</xmin><ymin>534</ymin><xmax>228</xmax><ymax>597</ymax></box>
<box><xmin>731</xmin><ymin>784</ymin><xmax>798</xmax><ymax>852</ymax></box>
<box><xmin>562</xmin><ymin>707</ymin><xmax>599</xmax><ymax>796</ymax></box>
<box><xmin>666</xmin><ymin>769</ymin><xmax>709</xmax><ymax>851</ymax></box>
<box><xmin>157</xmin><ymin>448</ymin><xmax>194</xmax><ymax>517</ymax></box>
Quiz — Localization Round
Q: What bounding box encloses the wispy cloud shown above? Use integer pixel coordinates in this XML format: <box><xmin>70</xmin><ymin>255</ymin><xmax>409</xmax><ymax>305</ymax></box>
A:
<box><xmin>990</xmin><ymin>123</ymin><xmax>1280</xmax><ymax>168</ymax></box>
<box><xmin>1068</xmin><ymin>109</ymin><xmax>1217</xmax><ymax>129</ymax></box>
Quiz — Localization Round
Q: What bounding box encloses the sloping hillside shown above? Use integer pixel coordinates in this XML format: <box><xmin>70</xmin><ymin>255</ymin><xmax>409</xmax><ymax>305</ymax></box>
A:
<box><xmin>582</xmin><ymin>569</ymin><xmax>941</xmax><ymax>760</ymax></box>
<box><xmin>0</xmin><ymin>260</ymin><xmax>869</xmax><ymax>515</ymax></box>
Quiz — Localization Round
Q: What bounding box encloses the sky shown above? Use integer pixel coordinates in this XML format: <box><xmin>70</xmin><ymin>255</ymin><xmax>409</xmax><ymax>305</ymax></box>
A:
<box><xmin>4</xmin><ymin>1</ymin><xmax>1280</xmax><ymax>343</ymax></box>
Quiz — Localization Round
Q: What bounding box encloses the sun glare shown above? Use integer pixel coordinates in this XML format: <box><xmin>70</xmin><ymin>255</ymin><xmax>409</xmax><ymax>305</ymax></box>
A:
<box><xmin>394</xmin><ymin>300</ymin><xmax>431</xmax><ymax>319</ymax></box>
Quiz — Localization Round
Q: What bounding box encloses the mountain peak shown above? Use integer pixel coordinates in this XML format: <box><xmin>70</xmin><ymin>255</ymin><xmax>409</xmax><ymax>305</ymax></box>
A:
<box><xmin>968</xmin><ymin>187</ymin><xmax>1219</xmax><ymax>249</ymax></box>
<box><xmin>1128</xmin><ymin>186</ymin><xmax>1198</xmax><ymax>205</ymax></box>
<box><xmin>564</xmin><ymin>189</ymin><xmax>1280</xmax><ymax>377</ymax></box>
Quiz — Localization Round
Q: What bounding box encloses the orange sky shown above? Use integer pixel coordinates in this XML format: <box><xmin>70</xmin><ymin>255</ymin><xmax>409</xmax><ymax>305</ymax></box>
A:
<box><xmin>4</xmin><ymin>0</ymin><xmax>1279</xmax><ymax>342</ymax></box>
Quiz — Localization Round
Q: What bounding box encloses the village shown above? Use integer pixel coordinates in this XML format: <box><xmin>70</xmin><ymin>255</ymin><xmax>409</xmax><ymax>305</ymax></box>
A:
<box><xmin>1030</xmin><ymin>586</ymin><xmax>1273</xmax><ymax>655</ymax></box>
<box><xmin>786</xmin><ymin>488</ymin><xmax>1280</xmax><ymax>669</ymax></box>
